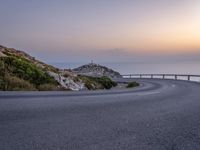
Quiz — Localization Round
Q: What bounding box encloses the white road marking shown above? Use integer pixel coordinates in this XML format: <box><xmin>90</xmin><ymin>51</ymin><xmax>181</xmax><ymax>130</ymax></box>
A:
<box><xmin>172</xmin><ymin>84</ymin><xmax>176</xmax><ymax>88</ymax></box>
<box><xmin>136</xmin><ymin>91</ymin><xmax>160</xmax><ymax>96</ymax></box>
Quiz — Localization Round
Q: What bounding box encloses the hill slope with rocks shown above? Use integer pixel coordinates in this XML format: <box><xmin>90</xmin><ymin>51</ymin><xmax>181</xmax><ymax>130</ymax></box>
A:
<box><xmin>0</xmin><ymin>45</ymin><xmax>85</xmax><ymax>91</ymax></box>
<box><xmin>73</xmin><ymin>63</ymin><xmax>122</xmax><ymax>78</ymax></box>
<box><xmin>0</xmin><ymin>45</ymin><xmax>118</xmax><ymax>91</ymax></box>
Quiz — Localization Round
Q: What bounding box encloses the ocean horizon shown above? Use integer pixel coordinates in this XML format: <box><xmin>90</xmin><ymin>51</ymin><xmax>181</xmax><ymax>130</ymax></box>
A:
<box><xmin>51</xmin><ymin>61</ymin><xmax>200</xmax><ymax>82</ymax></box>
<box><xmin>51</xmin><ymin>61</ymin><xmax>200</xmax><ymax>75</ymax></box>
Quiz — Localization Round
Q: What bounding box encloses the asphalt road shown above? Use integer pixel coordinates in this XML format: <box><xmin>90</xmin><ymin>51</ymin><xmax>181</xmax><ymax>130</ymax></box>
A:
<box><xmin>1</xmin><ymin>79</ymin><xmax>200</xmax><ymax>150</ymax></box>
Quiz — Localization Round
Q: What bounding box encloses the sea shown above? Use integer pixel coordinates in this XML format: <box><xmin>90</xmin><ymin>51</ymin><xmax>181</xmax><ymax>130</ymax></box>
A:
<box><xmin>51</xmin><ymin>61</ymin><xmax>200</xmax><ymax>82</ymax></box>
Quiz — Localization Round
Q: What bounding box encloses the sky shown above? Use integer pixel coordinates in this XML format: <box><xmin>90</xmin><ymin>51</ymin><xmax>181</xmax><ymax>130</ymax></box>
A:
<box><xmin>0</xmin><ymin>0</ymin><xmax>200</xmax><ymax>64</ymax></box>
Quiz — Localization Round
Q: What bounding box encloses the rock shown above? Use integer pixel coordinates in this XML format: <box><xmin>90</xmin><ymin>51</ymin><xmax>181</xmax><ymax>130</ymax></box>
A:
<box><xmin>0</xmin><ymin>51</ymin><xmax>6</xmax><ymax>57</ymax></box>
<box><xmin>73</xmin><ymin>63</ymin><xmax>122</xmax><ymax>78</ymax></box>
<box><xmin>47</xmin><ymin>71</ymin><xmax>85</xmax><ymax>91</ymax></box>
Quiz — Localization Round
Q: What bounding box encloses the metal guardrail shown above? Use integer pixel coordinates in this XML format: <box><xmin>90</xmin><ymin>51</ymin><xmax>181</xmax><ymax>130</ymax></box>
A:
<box><xmin>122</xmin><ymin>74</ymin><xmax>200</xmax><ymax>82</ymax></box>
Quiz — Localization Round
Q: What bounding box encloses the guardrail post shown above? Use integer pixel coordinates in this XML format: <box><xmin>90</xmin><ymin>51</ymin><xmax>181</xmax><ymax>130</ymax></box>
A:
<box><xmin>151</xmin><ymin>75</ymin><xmax>153</xmax><ymax>79</ymax></box>
<box><xmin>188</xmin><ymin>75</ymin><xmax>190</xmax><ymax>81</ymax></box>
<box><xmin>163</xmin><ymin>75</ymin><xmax>165</xmax><ymax>79</ymax></box>
<box><xmin>140</xmin><ymin>75</ymin><xmax>142</xmax><ymax>78</ymax></box>
<box><xmin>129</xmin><ymin>75</ymin><xmax>131</xmax><ymax>78</ymax></box>
<box><xmin>175</xmin><ymin>75</ymin><xmax>177</xmax><ymax>80</ymax></box>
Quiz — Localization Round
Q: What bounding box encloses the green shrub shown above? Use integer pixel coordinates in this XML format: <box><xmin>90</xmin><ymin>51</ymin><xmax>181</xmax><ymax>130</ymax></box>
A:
<box><xmin>38</xmin><ymin>84</ymin><xmax>58</xmax><ymax>91</ymax></box>
<box><xmin>78</xmin><ymin>76</ymin><xmax>96</xmax><ymax>90</ymax></box>
<box><xmin>79</xmin><ymin>75</ymin><xmax>117</xmax><ymax>90</ymax></box>
<box><xmin>0</xmin><ymin>56</ymin><xmax>58</xmax><ymax>91</ymax></box>
<box><xmin>126</xmin><ymin>81</ymin><xmax>139</xmax><ymax>88</ymax></box>
<box><xmin>97</xmin><ymin>76</ymin><xmax>117</xmax><ymax>89</ymax></box>
<box><xmin>73</xmin><ymin>77</ymin><xmax>81</xmax><ymax>82</ymax></box>
<box><xmin>0</xmin><ymin>56</ymin><xmax>57</xmax><ymax>87</ymax></box>
<box><xmin>84</xmin><ymin>81</ymin><xmax>95</xmax><ymax>90</ymax></box>
<box><xmin>0</xmin><ymin>77</ymin><xmax>5</xmax><ymax>90</ymax></box>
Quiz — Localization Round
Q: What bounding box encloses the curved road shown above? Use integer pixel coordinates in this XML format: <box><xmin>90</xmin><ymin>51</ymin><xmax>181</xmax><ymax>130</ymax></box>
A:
<box><xmin>1</xmin><ymin>79</ymin><xmax>200</xmax><ymax>150</ymax></box>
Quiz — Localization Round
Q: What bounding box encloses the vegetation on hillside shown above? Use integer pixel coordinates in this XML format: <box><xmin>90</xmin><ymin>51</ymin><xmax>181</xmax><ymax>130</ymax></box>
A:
<box><xmin>78</xmin><ymin>75</ymin><xmax>117</xmax><ymax>90</ymax></box>
<box><xmin>2</xmin><ymin>47</ymin><xmax>59</xmax><ymax>73</ymax></box>
<box><xmin>126</xmin><ymin>81</ymin><xmax>140</xmax><ymax>88</ymax></box>
<box><xmin>0</xmin><ymin>45</ymin><xmax>120</xmax><ymax>91</ymax></box>
<box><xmin>0</xmin><ymin>56</ymin><xmax>59</xmax><ymax>91</ymax></box>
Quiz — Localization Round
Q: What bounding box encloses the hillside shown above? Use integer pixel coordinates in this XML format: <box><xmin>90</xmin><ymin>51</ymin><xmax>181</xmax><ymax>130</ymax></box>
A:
<box><xmin>73</xmin><ymin>63</ymin><xmax>122</xmax><ymax>78</ymax></box>
<box><xmin>0</xmin><ymin>45</ymin><xmax>86</xmax><ymax>91</ymax></box>
<box><xmin>0</xmin><ymin>45</ymin><xmax>117</xmax><ymax>91</ymax></box>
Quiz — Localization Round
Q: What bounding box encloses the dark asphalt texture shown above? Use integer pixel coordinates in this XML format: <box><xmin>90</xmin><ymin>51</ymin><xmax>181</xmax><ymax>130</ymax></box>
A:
<box><xmin>1</xmin><ymin>79</ymin><xmax>200</xmax><ymax>150</ymax></box>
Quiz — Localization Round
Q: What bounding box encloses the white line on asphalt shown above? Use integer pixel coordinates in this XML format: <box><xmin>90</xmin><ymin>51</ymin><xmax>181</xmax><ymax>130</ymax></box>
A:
<box><xmin>172</xmin><ymin>84</ymin><xmax>176</xmax><ymax>88</ymax></box>
<box><xmin>136</xmin><ymin>91</ymin><xmax>160</xmax><ymax>96</ymax></box>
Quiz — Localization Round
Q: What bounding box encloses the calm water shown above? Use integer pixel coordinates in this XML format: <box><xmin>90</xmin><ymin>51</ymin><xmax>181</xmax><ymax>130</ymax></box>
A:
<box><xmin>51</xmin><ymin>61</ymin><xmax>200</xmax><ymax>81</ymax></box>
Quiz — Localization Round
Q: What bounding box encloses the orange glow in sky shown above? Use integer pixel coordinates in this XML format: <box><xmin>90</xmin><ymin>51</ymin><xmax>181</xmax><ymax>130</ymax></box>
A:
<box><xmin>1</xmin><ymin>0</ymin><xmax>200</xmax><ymax>61</ymax></box>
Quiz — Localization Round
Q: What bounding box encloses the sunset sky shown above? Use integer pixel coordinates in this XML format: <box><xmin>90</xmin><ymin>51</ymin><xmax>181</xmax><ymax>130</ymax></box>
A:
<box><xmin>1</xmin><ymin>0</ymin><xmax>200</xmax><ymax>63</ymax></box>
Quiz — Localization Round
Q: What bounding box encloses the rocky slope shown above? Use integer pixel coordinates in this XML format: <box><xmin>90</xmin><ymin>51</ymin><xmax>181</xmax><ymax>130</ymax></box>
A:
<box><xmin>73</xmin><ymin>63</ymin><xmax>122</xmax><ymax>78</ymax></box>
<box><xmin>0</xmin><ymin>45</ymin><xmax>118</xmax><ymax>91</ymax></box>
<box><xmin>0</xmin><ymin>45</ymin><xmax>84</xmax><ymax>91</ymax></box>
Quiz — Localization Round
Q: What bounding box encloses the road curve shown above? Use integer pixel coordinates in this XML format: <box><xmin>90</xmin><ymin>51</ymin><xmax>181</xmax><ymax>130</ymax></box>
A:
<box><xmin>1</xmin><ymin>79</ymin><xmax>200</xmax><ymax>150</ymax></box>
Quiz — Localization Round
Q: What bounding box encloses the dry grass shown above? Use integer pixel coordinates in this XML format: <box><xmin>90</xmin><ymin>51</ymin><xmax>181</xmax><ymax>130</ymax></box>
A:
<box><xmin>4</xmin><ymin>75</ymin><xmax>36</xmax><ymax>91</ymax></box>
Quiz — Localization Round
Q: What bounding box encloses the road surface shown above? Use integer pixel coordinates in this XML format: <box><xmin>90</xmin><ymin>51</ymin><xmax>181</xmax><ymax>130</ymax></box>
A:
<box><xmin>1</xmin><ymin>79</ymin><xmax>200</xmax><ymax>150</ymax></box>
